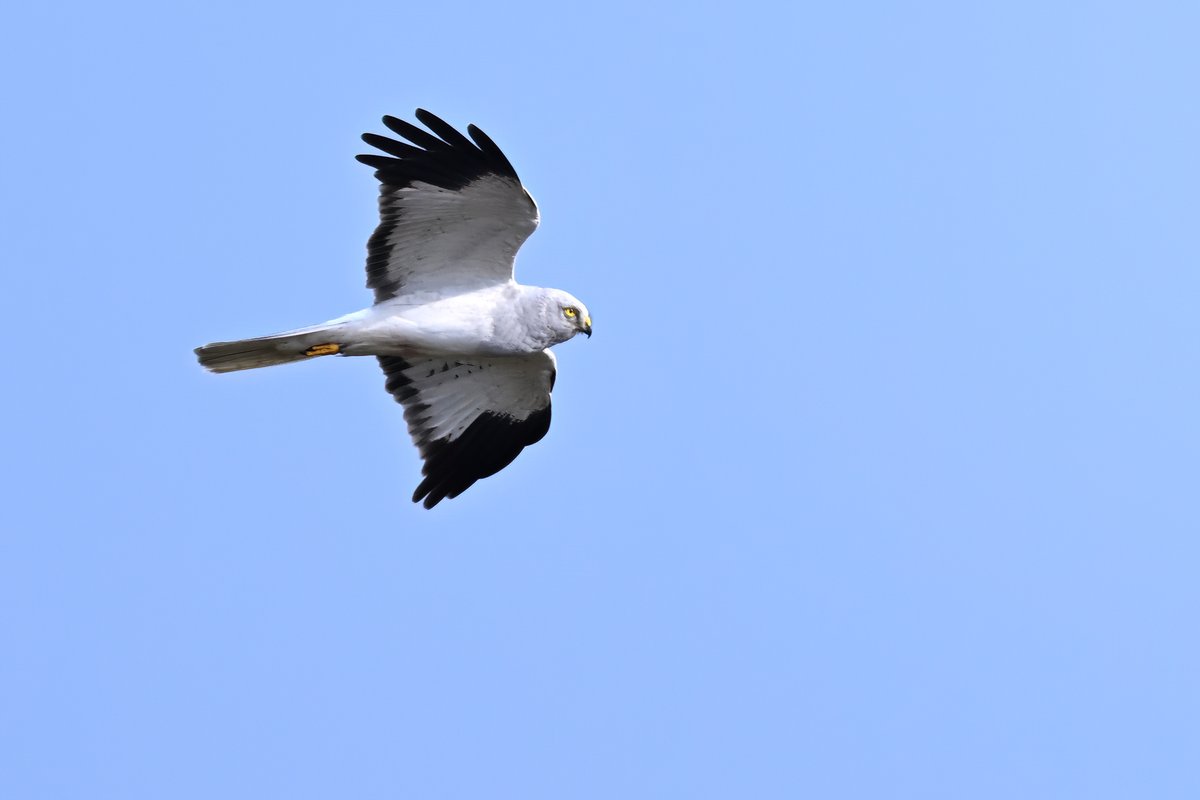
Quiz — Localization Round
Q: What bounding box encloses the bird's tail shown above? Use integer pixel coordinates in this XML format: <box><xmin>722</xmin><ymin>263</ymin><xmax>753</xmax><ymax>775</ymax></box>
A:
<box><xmin>194</xmin><ymin>324</ymin><xmax>347</xmax><ymax>374</ymax></box>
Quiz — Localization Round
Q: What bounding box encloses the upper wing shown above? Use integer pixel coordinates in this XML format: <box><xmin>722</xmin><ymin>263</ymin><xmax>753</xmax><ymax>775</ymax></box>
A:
<box><xmin>356</xmin><ymin>109</ymin><xmax>540</xmax><ymax>302</ymax></box>
<box><xmin>379</xmin><ymin>349</ymin><xmax>557</xmax><ymax>508</ymax></box>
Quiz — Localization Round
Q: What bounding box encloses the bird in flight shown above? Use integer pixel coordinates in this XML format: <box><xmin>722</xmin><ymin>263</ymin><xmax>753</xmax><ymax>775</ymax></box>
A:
<box><xmin>195</xmin><ymin>109</ymin><xmax>592</xmax><ymax>508</ymax></box>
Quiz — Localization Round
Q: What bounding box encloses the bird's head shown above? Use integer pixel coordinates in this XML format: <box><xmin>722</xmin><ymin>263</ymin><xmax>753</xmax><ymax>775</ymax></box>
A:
<box><xmin>544</xmin><ymin>289</ymin><xmax>592</xmax><ymax>342</ymax></box>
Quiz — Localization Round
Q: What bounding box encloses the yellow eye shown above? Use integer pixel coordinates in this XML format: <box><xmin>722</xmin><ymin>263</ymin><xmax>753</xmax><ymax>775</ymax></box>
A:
<box><xmin>563</xmin><ymin>307</ymin><xmax>577</xmax><ymax>318</ymax></box>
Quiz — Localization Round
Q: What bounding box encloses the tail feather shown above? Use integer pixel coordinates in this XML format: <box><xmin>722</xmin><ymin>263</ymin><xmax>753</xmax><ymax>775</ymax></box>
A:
<box><xmin>195</xmin><ymin>326</ymin><xmax>342</xmax><ymax>373</ymax></box>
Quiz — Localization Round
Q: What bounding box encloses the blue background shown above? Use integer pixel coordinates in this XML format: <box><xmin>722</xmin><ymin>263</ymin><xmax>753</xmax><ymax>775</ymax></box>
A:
<box><xmin>3</xmin><ymin>1</ymin><xmax>1197</xmax><ymax>797</ymax></box>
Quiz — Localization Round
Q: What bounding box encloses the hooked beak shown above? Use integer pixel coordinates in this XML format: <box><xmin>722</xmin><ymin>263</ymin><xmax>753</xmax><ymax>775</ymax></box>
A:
<box><xmin>582</xmin><ymin>316</ymin><xmax>592</xmax><ymax>338</ymax></box>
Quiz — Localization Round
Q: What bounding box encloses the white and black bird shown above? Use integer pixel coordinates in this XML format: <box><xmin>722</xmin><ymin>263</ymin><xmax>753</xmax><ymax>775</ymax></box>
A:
<box><xmin>195</xmin><ymin>110</ymin><xmax>592</xmax><ymax>508</ymax></box>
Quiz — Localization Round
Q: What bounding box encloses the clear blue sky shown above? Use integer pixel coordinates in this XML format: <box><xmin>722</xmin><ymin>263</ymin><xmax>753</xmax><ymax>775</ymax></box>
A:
<box><xmin>2</xmin><ymin>1</ymin><xmax>1198</xmax><ymax>797</ymax></box>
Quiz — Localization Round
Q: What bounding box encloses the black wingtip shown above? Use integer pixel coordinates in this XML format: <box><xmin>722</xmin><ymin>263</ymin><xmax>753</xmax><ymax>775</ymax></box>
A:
<box><xmin>413</xmin><ymin>480</ymin><xmax>444</xmax><ymax>509</ymax></box>
<box><xmin>357</xmin><ymin>111</ymin><xmax>524</xmax><ymax>202</ymax></box>
<box><xmin>467</xmin><ymin>124</ymin><xmax>518</xmax><ymax>178</ymax></box>
<box><xmin>355</xmin><ymin>153</ymin><xmax>394</xmax><ymax>170</ymax></box>
<box><xmin>415</xmin><ymin>108</ymin><xmax>476</xmax><ymax>150</ymax></box>
<box><xmin>382</xmin><ymin>114</ymin><xmax>450</xmax><ymax>151</ymax></box>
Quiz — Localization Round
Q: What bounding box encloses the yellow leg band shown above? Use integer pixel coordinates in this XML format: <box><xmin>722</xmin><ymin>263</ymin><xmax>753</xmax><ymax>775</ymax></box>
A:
<box><xmin>304</xmin><ymin>343</ymin><xmax>340</xmax><ymax>357</ymax></box>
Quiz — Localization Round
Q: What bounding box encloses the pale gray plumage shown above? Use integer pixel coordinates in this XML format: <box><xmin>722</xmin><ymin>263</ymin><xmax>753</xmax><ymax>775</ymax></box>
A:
<box><xmin>195</xmin><ymin>109</ymin><xmax>592</xmax><ymax>508</ymax></box>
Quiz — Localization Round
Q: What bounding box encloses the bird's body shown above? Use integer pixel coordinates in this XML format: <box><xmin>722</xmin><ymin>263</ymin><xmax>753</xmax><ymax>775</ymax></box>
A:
<box><xmin>195</xmin><ymin>110</ymin><xmax>591</xmax><ymax>508</ymax></box>
<box><xmin>339</xmin><ymin>284</ymin><xmax>584</xmax><ymax>357</ymax></box>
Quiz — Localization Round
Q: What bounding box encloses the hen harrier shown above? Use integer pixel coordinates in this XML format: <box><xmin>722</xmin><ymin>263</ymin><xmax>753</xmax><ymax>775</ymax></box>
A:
<box><xmin>195</xmin><ymin>110</ymin><xmax>592</xmax><ymax>508</ymax></box>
